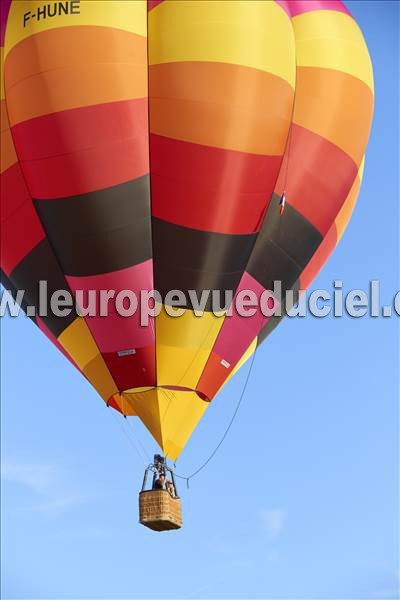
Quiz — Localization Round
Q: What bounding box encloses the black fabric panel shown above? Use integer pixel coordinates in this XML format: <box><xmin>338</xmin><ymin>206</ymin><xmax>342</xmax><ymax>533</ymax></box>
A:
<box><xmin>152</xmin><ymin>218</ymin><xmax>257</xmax><ymax>310</ymax></box>
<box><xmin>257</xmin><ymin>279</ymin><xmax>300</xmax><ymax>346</ymax></box>
<box><xmin>1</xmin><ymin>269</ymin><xmax>36</xmax><ymax>323</ymax></box>
<box><xmin>247</xmin><ymin>193</ymin><xmax>323</xmax><ymax>292</ymax></box>
<box><xmin>9</xmin><ymin>240</ymin><xmax>77</xmax><ymax>337</ymax></box>
<box><xmin>34</xmin><ymin>176</ymin><xmax>152</xmax><ymax>276</ymax></box>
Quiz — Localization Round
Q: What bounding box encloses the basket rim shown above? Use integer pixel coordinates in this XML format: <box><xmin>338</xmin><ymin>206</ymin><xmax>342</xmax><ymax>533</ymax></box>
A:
<box><xmin>139</xmin><ymin>489</ymin><xmax>181</xmax><ymax>500</ymax></box>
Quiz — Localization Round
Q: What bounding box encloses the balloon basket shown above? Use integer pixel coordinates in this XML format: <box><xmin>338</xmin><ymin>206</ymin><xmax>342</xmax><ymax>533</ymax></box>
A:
<box><xmin>139</xmin><ymin>490</ymin><xmax>182</xmax><ymax>531</ymax></box>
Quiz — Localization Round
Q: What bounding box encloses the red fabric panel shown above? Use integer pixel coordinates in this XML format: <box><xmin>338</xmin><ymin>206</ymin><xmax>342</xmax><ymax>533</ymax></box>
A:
<box><xmin>102</xmin><ymin>346</ymin><xmax>156</xmax><ymax>392</ymax></box>
<box><xmin>151</xmin><ymin>134</ymin><xmax>282</xmax><ymax>234</ymax></box>
<box><xmin>196</xmin><ymin>352</ymin><xmax>233</xmax><ymax>402</ymax></box>
<box><xmin>11</xmin><ymin>99</ymin><xmax>149</xmax><ymax>199</ymax></box>
<box><xmin>275</xmin><ymin>125</ymin><xmax>358</xmax><ymax>236</ymax></box>
<box><xmin>1</xmin><ymin>164</ymin><xmax>45</xmax><ymax>274</ymax></box>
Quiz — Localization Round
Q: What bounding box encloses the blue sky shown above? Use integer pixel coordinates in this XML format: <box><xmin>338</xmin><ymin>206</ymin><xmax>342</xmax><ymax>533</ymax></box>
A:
<box><xmin>1</xmin><ymin>2</ymin><xmax>398</xmax><ymax>599</ymax></box>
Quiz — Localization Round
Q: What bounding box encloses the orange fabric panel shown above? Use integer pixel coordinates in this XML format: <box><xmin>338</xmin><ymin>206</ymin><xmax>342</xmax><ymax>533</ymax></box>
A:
<box><xmin>294</xmin><ymin>66</ymin><xmax>374</xmax><ymax>165</ymax></box>
<box><xmin>5</xmin><ymin>26</ymin><xmax>147</xmax><ymax>125</ymax></box>
<box><xmin>335</xmin><ymin>171</ymin><xmax>362</xmax><ymax>240</ymax></box>
<box><xmin>149</xmin><ymin>61</ymin><xmax>294</xmax><ymax>155</ymax></box>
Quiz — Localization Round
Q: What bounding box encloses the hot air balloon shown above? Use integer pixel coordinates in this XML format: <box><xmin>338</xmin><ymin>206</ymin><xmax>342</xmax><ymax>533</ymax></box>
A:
<box><xmin>1</xmin><ymin>0</ymin><xmax>373</xmax><ymax>531</ymax></box>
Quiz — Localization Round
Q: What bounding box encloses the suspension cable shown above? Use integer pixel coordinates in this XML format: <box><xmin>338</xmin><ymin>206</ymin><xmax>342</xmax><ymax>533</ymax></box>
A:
<box><xmin>174</xmin><ymin>346</ymin><xmax>258</xmax><ymax>488</ymax></box>
<box><xmin>108</xmin><ymin>406</ymin><xmax>148</xmax><ymax>466</ymax></box>
<box><xmin>108</xmin><ymin>341</ymin><xmax>258</xmax><ymax>484</ymax></box>
<box><xmin>125</xmin><ymin>417</ymin><xmax>152</xmax><ymax>463</ymax></box>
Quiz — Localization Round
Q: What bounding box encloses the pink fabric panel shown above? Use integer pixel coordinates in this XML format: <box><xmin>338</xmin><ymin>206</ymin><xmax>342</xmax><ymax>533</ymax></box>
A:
<box><xmin>75</xmin><ymin>311</ymin><xmax>154</xmax><ymax>354</ymax></box>
<box><xmin>66</xmin><ymin>260</ymin><xmax>154</xmax><ymax>353</ymax></box>
<box><xmin>0</xmin><ymin>0</ymin><xmax>11</xmax><ymax>46</ymax></box>
<box><xmin>213</xmin><ymin>272</ymin><xmax>275</xmax><ymax>365</ymax></box>
<box><xmin>276</xmin><ymin>0</ymin><xmax>351</xmax><ymax>18</ymax></box>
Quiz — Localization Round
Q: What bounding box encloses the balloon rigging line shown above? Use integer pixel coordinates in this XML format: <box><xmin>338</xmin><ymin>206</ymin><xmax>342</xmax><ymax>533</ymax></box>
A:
<box><xmin>109</xmin><ymin>406</ymin><xmax>148</xmax><ymax>466</ymax></box>
<box><xmin>112</xmin><ymin>339</ymin><xmax>258</xmax><ymax>485</ymax></box>
<box><xmin>174</xmin><ymin>344</ymin><xmax>258</xmax><ymax>488</ymax></box>
<box><xmin>283</xmin><ymin>48</ymin><xmax>298</xmax><ymax>195</ymax></box>
<box><xmin>125</xmin><ymin>417</ymin><xmax>152</xmax><ymax>462</ymax></box>
<box><xmin>283</xmin><ymin>122</ymin><xmax>294</xmax><ymax>191</ymax></box>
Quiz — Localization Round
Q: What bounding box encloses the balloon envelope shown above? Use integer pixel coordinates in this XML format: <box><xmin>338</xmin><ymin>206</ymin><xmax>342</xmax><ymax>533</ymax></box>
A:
<box><xmin>1</xmin><ymin>1</ymin><xmax>373</xmax><ymax>460</ymax></box>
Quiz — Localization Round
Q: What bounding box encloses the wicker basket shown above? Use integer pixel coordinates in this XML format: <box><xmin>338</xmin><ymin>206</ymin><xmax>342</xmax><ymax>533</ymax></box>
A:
<box><xmin>139</xmin><ymin>490</ymin><xmax>182</xmax><ymax>531</ymax></box>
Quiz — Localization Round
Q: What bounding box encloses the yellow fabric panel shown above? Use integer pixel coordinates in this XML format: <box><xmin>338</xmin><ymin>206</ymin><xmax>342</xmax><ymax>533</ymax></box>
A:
<box><xmin>5</xmin><ymin>0</ymin><xmax>147</xmax><ymax>56</ymax></box>
<box><xmin>83</xmin><ymin>354</ymin><xmax>118</xmax><ymax>402</ymax></box>
<box><xmin>58</xmin><ymin>317</ymin><xmax>101</xmax><ymax>370</ymax></box>
<box><xmin>156</xmin><ymin>389</ymin><xmax>208</xmax><ymax>461</ymax></box>
<box><xmin>123</xmin><ymin>388</ymin><xmax>208</xmax><ymax>461</ymax></box>
<box><xmin>59</xmin><ymin>319</ymin><xmax>120</xmax><ymax>403</ymax></box>
<box><xmin>358</xmin><ymin>156</ymin><xmax>366</xmax><ymax>180</ymax></box>
<box><xmin>122</xmin><ymin>388</ymin><xmax>163</xmax><ymax>449</ymax></box>
<box><xmin>335</xmin><ymin>158</ymin><xmax>365</xmax><ymax>241</ymax></box>
<box><xmin>155</xmin><ymin>306</ymin><xmax>225</xmax><ymax>389</ymax></box>
<box><xmin>293</xmin><ymin>10</ymin><xmax>374</xmax><ymax>91</ymax></box>
<box><xmin>124</xmin><ymin>386</ymin><xmax>155</xmax><ymax>394</ymax></box>
<box><xmin>148</xmin><ymin>0</ymin><xmax>295</xmax><ymax>87</ymax></box>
